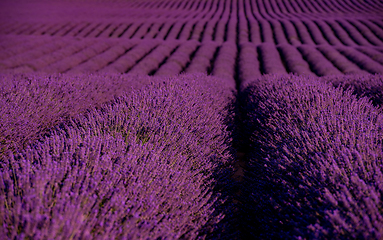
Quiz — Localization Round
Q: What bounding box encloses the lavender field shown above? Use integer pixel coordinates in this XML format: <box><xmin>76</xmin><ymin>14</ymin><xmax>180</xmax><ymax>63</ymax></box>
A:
<box><xmin>1</xmin><ymin>0</ymin><xmax>383</xmax><ymax>239</ymax></box>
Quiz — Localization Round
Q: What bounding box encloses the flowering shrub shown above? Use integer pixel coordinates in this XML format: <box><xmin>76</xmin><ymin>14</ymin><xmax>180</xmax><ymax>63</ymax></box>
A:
<box><xmin>360</xmin><ymin>19</ymin><xmax>383</xmax><ymax>45</ymax></box>
<box><xmin>211</xmin><ymin>41</ymin><xmax>237</xmax><ymax>85</ymax></box>
<box><xmin>0</xmin><ymin>72</ymin><xmax>153</xmax><ymax>160</ymax></box>
<box><xmin>0</xmin><ymin>36</ymin><xmax>51</xmax><ymax>63</ymax></box>
<box><xmin>320</xmin><ymin>73</ymin><xmax>383</xmax><ymax>107</ymax></box>
<box><xmin>258</xmin><ymin>19</ymin><xmax>274</xmax><ymax>43</ymax></box>
<box><xmin>326</xmin><ymin>20</ymin><xmax>357</xmax><ymax>46</ymax></box>
<box><xmin>336</xmin><ymin>19</ymin><xmax>372</xmax><ymax>47</ymax></box>
<box><xmin>26</xmin><ymin>40</ymin><xmax>93</xmax><ymax>71</ymax></box>
<box><xmin>67</xmin><ymin>44</ymin><xmax>130</xmax><ymax>74</ymax></box>
<box><xmin>42</xmin><ymin>41</ymin><xmax>111</xmax><ymax>73</ymax></box>
<box><xmin>291</xmin><ymin>19</ymin><xmax>316</xmax><ymax>45</ymax></box>
<box><xmin>1</xmin><ymin>73</ymin><xmax>236</xmax><ymax>239</ymax></box>
<box><xmin>356</xmin><ymin>47</ymin><xmax>383</xmax><ymax>65</ymax></box>
<box><xmin>0</xmin><ymin>39</ymin><xmax>67</xmax><ymax>69</ymax></box>
<box><xmin>280</xmin><ymin>19</ymin><xmax>301</xmax><ymax>45</ymax></box>
<box><xmin>237</xmin><ymin>0</ymin><xmax>249</xmax><ymax>45</ymax></box>
<box><xmin>240</xmin><ymin>74</ymin><xmax>383</xmax><ymax>239</ymax></box>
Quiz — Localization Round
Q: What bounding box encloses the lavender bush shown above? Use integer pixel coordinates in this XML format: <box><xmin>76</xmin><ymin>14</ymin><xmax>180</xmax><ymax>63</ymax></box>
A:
<box><xmin>336</xmin><ymin>19</ymin><xmax>372</xmax><ymax>47</ymax></box>
<box><xmin>238</xmin><ymin>42</ymin><xmax>261</xmax><ymax>86</ymax></box>
<box><xmin>280</xmin><ymin>19</ymin><xmax>301</xmax><ymax>46</ymax></box>
<box><xmin>359</xmin><ymin>19</ymin><xmax>383</xmax><ymax>44</ymax></box>
<box><xmin>0</xmin><ymin>72</ymin><xmax>153</xmax><ymax>161</ymax></box>
<box><xmin>67</xmin><ymin>44</ymin><xmax>131</xmax><ymax>74</ymax></box>
<box><xmin>1</xmin><ymin>73</ymin><xmax>236</xmax><ymax>239</ymax></box>
<box><xmin>25</xmin><ymin>40</ymin><xmax>94</xmax><ymax>72</ymax></box>
<box><xmin>211</xmin><ymin>41</ymin><xmax>237</xmax><ymax>85</ymax></box>
<box><xmin>326</xmin><ymin>20</ymin><xmax>357</xmax><ymax>46</ymax></box>
<box><xmin>42</xmin><ymin>41</ymin><xmax>111</xmax><ymax>73</ymax></box>
<box><xmin>269</xmin><ymin>19</ymin><xmax>288</xmax><ymax>45</ymax></box>
<box><xmin>239</xmin><ymin>74</ymin><xmax>383</xmax><ymax>239</ymax></box>
<box><xmin>320</xmin><ymin>73</ymin><xmax>383</xmax><ymax>108</ymax></box>
<box><xmin>291</xmin><ymin>19</ymin><xmax>316</xmax><ymax>45</ymax></box>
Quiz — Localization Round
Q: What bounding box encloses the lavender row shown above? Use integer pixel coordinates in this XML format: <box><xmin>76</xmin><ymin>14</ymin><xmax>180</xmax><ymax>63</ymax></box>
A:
<box><xmin>0</xmin><ymin>72</ymin><xmax>154</xmax><ymax>161</ymax></box>
<box><xmin>336</xmin><ymin>45</ymin><xmax>383</xmax><ymax>74</ymax></box>
<box><xmin>92</xmin><ymin>0</ymin><xmax>383</xmax><ymax>17</ymax></box>
<box><xmin>154</xmin><ymin>40</ymin><xmax>200</xmax><ymax>76</ymax></box>
<box><xmin>185</xmin><ymin>41</ymin><xmax>219</xmax><ymax>74</ymax></box>
<box><xmin>297</xmin><ymin>44</ymin><xmax>343</xmax><ymax>76</ymax></box>
<box><xmin>238</xmin><ymin>42</ymin><xmax>262</xmax><ymax>85</ymax></box>
<box><xmin>128</xmin><ymin>41</ymin><xmax>179</xmax><ymax>75</ymax></box>
<box><xmin>211</xmin><ymin>41</ymin><xmax>237</xmax><ymax>87</ymax></box>
<box><xmin>258</xmin><ymin>42</ymin><xmax>287</xmax><ymax>75</ymax></box>
<box><xmin>320</xmin><ymin>73</ymin><xmax>383</xmax><ymax>108</ymax></box>
<box><xmin>240</xmin><ymin>74</ymin><xmax>383</xmax><ymax>239</ymax></box>
<box><xmin>316</xmin><ymin>45</ymin><xmax>368</xmax><ymax>75</ymax></box>
<box><xmin>99</xmin><ymin>40</ymin><xmax>159</xmax><ymax>74</ymax></box>
<box><xmin>3</xmin><ymin>14</ymin><xmax>383</xmax><ymax>47</ymax></box>
<box><xmin>1</xmin><ymin>73</ymin><xmax>237</xmax><ymax>239</ymax></box>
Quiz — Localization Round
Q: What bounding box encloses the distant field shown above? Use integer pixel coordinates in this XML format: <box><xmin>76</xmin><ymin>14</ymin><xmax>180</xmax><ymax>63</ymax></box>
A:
<box><xmin>1</xmin><ymin>0</ymin><xmax>383</xmax><ymax>239</ymax></box>
<box><xmin>1</xmin><ymin>0</ymin><xmax>383</xmax><ymax>86</ymax></box>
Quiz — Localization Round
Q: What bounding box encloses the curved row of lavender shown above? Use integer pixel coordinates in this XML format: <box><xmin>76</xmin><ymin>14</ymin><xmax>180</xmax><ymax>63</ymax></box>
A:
<box><xmin>239</xmin><ymin>74</ymin><xmax>383</xmax><ymax>239</ymax></box>
<box><xmin>0</xmin><ymin>73</ymin><xmax>237</xmax><ymax>239</ymax></box>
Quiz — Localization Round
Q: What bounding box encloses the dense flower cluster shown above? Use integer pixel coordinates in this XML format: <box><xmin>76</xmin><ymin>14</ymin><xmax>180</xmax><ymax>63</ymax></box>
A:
<box><xmin>320</xmin><ymin>73</ymin><xmax>383</xmax><ymax>107</ymax></box>
<box><xmin>1</xmin><ymin>73</ymin><xmax>236</xmax><ymax>239</ymax></box>
<box><xmin>0</xmin><ymin>73</ymin><xmax>154</xmax><ymax>160</ymax></box>
<box><xmin>239</xmin><ymin>74</ymin><xmax>383</xmax><ymax>239</ymax></box>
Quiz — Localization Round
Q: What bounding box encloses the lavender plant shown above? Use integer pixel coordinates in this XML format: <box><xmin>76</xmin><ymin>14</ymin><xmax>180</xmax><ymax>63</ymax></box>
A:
<box><xmin>320</xmin><ymin>73</ymin><xmax>383</xmax><ymax>108</ymax></box>
<box><xmin>0</xmin><ymin>72</ymin><xmax>153</xmax><ymax>161</ymax></box>
<box><xmin>1</xmin><ymin>73</ymin><xmax>236</xmax><ymax>239</ymax></box>
<box><xmin>240</xmin><ymin>74</ymin><xmax>383</xmax><ymax>239</ymax></box>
